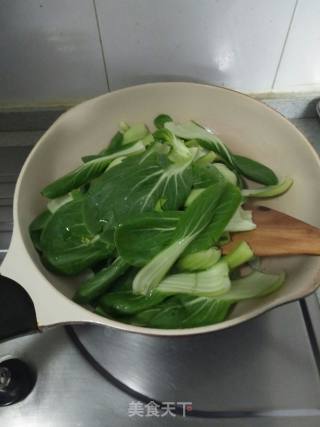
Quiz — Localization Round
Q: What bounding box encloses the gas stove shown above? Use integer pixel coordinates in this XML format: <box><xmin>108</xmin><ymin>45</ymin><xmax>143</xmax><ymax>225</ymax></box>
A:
<box><xmin>1</xmin><ymin>112</ymin><xmax>320</xmax><ymax>426</ymax></box>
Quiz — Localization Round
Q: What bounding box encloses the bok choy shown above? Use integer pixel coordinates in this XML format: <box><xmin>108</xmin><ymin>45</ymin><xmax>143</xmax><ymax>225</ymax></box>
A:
<box><xmin>30</xmin><ymin>114</ymin><xmax>292</xmax><ymax>329</ymax></box>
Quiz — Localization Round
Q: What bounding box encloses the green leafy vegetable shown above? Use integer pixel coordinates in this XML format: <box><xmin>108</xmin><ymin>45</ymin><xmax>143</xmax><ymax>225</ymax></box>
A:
<box><xmin>117</xmin><ymin>183</ymin><xmax>241</xmax><ymax>269</ymax></box>
<box><xmin>192</xmin><ymin>163</ymin><xmax>225</xmax><ymax>189</ymax></box>
<box><xmin>165</xmin><ymin>121</ymin><xmax>234</xmax><ymax>166</ymax></box>
<box><xmin>183</xmin><ymin>182</ymin><xmax>242</xmax><ymax>255</ymax></box>
<box><xmin>241</xmin><ymin>177</ymin><xmax>293</xmax><ymax>198</ymax></box>
<box><xmin>223</xmin><ymin>241</ymin><xmax>254</xmax><ymax>270</ymax></box>
<box><xmin>31</xmin><ymin>114</ymin><xmax>291</xmax><ymax>330</ymax></box>
<box><xmin>42</xmin><ymin>141</ymin><xmax>145</xmax><ymax>199</ymax></box>
<box><xmin>123</xmin><ymin>123</ymin><xmax>149</xmax><ymax>144</ymax></box>
<box><xmin>154</xmin><ymin>114</ymin><xmax>173</xmax><ymax>129</ymax></box>
<box><xmin>194</xmin><ymin>151</ymin><xmax>217</xmax><ymax>167</ymax></box>
<box><xmin>177</xmin><ymin>247</ymin><xmax>221</xmax><ymax>272</ymax></box>
<box><xmin>218</xmin><ymin>271</ymin><xmax>285</xmax><ymax>301</ymax></box>
<box><xmin>142</xmin><ymin>133</ymin><xmax>154</xmax><ymax>146</ymax></box>
<box><xmin>132</xmin><ymin>183</ymin><xmax>230</xmax><ymax>295</ymax></box>
<box><xmin>154</xmin><ymin>127</ymin><xmax>193</xmax><ymax>163</ymax></box>
<box><xmin>74</xmin><ymin>257</ymin><xmax>129</xmax><ymax>303</ymax></box>
<box><xmin>213</xmin><ymin>163</ymin><xmax>237</xmax><ymax>185</ymax></box>
<box><xmin>47</xmin><ymin>193</ymin><xmax>74</xmax><ymax>213</ymax></box>
<box><xmin>184</xmin><ymin>188</ymin><xmax>205</xmax><ymax>207</ymax></box>
<box><xmin>40</xmin><ymin>199</ymin><xmax>111</xmax><ymax>275</ymax></box>
<box><xmin>82</xmin><ymin>130</ymin><xmax>126</xmax><ymax>161</ymax></box>
<box><xmin>128</xmin><ymin>295</ymin><xmax>232</xmax><ymax>329</ymax></box>
<box><xmin>225</xmin><ymin>206</ymin><xmax>256</xmax><ymax>232</ymax></box>
<box><xmin>116</xmin><ymin>211</ymin><xmax>182</xmax><ymax>267</ymax></box>
<box><xmin>232</xmin><ymin>155</ymin><xmax>278</xmax><ymax>185</ymax></box>
<box><xmin>156</xmin><ymin>261</ymin><xmax>230</xmax><ymax>296</ymax></box>
<box><xmin>84</xmin><ymin>149</ymin><xmax>193</xmax><ymax>242</ymax></box>
<box><xmin>128</xmin><ymin>270</ymin><xmax>284</xmax><ymax>329</ymax></box>
<box><xmin>106</xmin><ymin>156</ymin><xmax>125</xmax><ymax>170</ymax></box>
<box><xmin>166</xmin><ymin>121</ymin><xmax>279</xmax><ymax>186</ymax></box>
<box><xmin>100</xmin><ymin>131</ymin><xmax>124</xmax><ymax>155</ymax></box>
<box><xmin>154</xmin><ymin>197</ymin><xmax>167</xmax><ymax>212</ymax></box>
<box><xmin>29</xmin><ymin>210</ymin><xmax>52</xmax><ymax>250</ymax></box>
<box><xmin>99</xmin><ymin>291</ymin><xmax>167</xmax><ymax>315</ymax></box>
<box><xmin>108</xmin><ymin>267</ymin><xmax>140</xmax><ymax>293</ymax></box>
<box><xmin>119</xmin><ymin>121</ymin><xmax>129</xmax><ymax>132</ymax></box>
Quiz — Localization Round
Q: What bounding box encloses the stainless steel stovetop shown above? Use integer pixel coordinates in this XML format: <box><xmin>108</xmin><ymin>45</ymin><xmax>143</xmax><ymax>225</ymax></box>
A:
<box><xmin>1</xmin><ymin>113</ymin><xmax>320</xmax><ymax>426</ymax></box>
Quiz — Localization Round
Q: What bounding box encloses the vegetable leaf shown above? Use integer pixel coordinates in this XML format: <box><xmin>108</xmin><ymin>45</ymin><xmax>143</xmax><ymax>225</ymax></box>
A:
<box><xmin>192</xmin><ymin>163</ymin><xmax>225</xmax><ymax>189</ymax></box>
<box><xmin>232</xmin><ymin>155</ymin><xmax>278</xmax><ymax>185</ymax></box>
<box><xmin>213</xmin><ymin>163</ymin><xmax>237</xmax><ymax>185</ymax></box>
<box><xmin>132</xmin><ymin>183</ymin><xmax>228</xmax><ymax>295</ymax></box>
<box><xmin>99</xmin><ymin>291</ymin><xmax>167</xmax><ymax>315</ymax></box>
<box><xmin>127</xmin><ymin>270</ymin><xmax>284</xmax><ymax>328</ymax></box>
<box><xmin>29</xmin><ymin>210</ymin><xmax>52</xmax><ymax>250</ymax></box>
<box><xmin>115</xmin><ymin>211</ymin><xmax>183</xmax><ymax>267</ymax></box>
<box><xmin>218</xmin><ymin>271</ymin><xmax>285</xmax><ymax>301</ymax></box>
<box><xmin>165</xmin><ymin>121</ymin><xmax>234</xmax><ymax>165</ymax></box>
<box><xmin>225</xmin><ymin>206</ymin><xmax>256</xmax><ymax>232</ymax></box>
<box><xmin>74</xmin><ymin>257</ymin><xmax>129</xmax><ymax>303</ymax></box>
<box><xmin>100</xmin><ymin>131</ymin><xmax>124</xmax><ymax>156</ymax></box>
<box><xmin>183</xmin><ymin>182</ymin><xmax>242</xmax><ymax>255</ymax></box>
<box><xmin>123</xmin><ymin>123</ymin><xmax>148</xmax><ymax>145</ymax></box>
<box><xmin>154</xmin><ymin>114</ymin><xmax>173</xmax><ymax>129</ymax></box>
<box><xmin>128</xmin><ymin>295</ymin><xmax>232</xmax><ymax>329</ymax></box>
<box><xmin>47</xmin><ymin>193</ymin><xmax>74</xmax><ymax>213</ymax></box>
<box><xmin>41</xmin><ymin>141</ymin><xmax>145</xmax><ymax>199</ymax></box>
<box><xmin>40</xmin><ymin>199</ymin><xmax>111</xmax><ymax>275</ymax></box>
<box><xmin>84</xmin><ymin>148</ymin><xmax>193</xmax><ymax>242</ymax></box>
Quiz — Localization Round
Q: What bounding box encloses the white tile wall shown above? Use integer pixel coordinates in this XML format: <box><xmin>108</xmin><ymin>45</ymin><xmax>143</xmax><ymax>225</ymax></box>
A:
<box><xmin>95</xmin><ymin>0</ymin><xmax>296</xmax><ymax>92</ymax></box>
<box><xmin>0</xmin><ymin>0</ymin><xmax>108</xmax><ymax>105</ymax></box>
<box><xmin>274</xmin><ymin>0</ymin><xmax>320</xmax><ymax>92</ymax></box>
<box><xmin>0</xmin><ymin>0</ymin><xmax>319</xmax><ymax>105</ymax></box>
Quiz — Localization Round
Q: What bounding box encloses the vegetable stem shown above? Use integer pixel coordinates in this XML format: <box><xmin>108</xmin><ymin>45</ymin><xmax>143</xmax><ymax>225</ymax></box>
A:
<box><xmin>223</xmin><ymin>241</ymin><xmax>254</xmax><ymax>270</ymax></box>
<box><xmin>156</xmin><ymin>261</ymin><xmax>230</xmax><ymax>297</ymax></box>
<box><xmin>177</xmin><ymin>247</ymin><xmax>221</xmax><ymax>272</ymax></box>
<box><xmin>241</xmin><ymin>177</ymin><xmax>293</xmax><ymax>198</ymax></box>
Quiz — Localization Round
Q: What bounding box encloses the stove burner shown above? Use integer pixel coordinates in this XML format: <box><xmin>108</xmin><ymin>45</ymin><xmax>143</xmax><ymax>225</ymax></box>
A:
<box><xmin>0</xmin><ymin>359</ymin><xmax>36</xmax><ymax>406</ymax></box>
<box><xmin>67</xmin><ymin>300</ymin><xmax>320</xmax><ymax>418</ymax></box>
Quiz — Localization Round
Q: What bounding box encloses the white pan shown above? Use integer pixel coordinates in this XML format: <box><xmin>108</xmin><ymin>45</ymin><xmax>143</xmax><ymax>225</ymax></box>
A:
<box><xmin>1</xmin><ymin>82</ymin><xmax>320</xmax><ymax>341</ymax></box>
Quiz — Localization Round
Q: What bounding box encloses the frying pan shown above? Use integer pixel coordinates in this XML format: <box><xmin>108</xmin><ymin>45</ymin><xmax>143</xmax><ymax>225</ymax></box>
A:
<box><xmin>1</xmin><ymin>82</ymin><xmax>320</xmax><ymax>341</ymax></box>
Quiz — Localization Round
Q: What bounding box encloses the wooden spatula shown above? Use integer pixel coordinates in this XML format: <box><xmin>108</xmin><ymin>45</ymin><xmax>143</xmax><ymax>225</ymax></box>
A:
<box><xmin>222</xmin><ymin>206</ymin><xmax>320</xmax><ymax>256</ymax></box>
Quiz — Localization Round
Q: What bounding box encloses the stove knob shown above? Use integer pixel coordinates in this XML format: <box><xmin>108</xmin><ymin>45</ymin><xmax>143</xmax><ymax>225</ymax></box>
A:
<box><xmin>0</xmin><ymin>358</ymin><xmax>36</xmax><ymax>406</ymax></box>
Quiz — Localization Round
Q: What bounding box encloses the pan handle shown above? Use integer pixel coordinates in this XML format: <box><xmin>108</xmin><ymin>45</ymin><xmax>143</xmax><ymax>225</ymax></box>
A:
<box><xmin>0</xmin><ymin>275</ymin><xmax>38</xmax><ymax>343</ymax></box>
<box><xmin>1</xmin><ymin>229</ymin><xmax>103</xmax><ymax>333</ymax></box>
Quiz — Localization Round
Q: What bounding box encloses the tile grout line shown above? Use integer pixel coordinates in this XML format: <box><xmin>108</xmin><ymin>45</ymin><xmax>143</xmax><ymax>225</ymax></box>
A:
<box><xmin>92</xmin><ymin>0</ymin><xmax>110</xmax><ymax>92</ymax></box>
<box><xmin>271</xmin><ymin>0</ymin><xmax>300</xmax><ymax>90</ymax></box>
